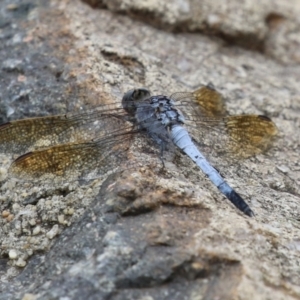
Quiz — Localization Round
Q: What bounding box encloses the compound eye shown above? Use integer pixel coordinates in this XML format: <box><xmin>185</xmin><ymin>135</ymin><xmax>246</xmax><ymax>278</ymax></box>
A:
<box><xmin>122</xmin><ymin>89</ymin><xmax>135</xmax><ymax>102</ymax></box>
<box><xmin>122</xmin><ymin>88</ymin><xmax>150</xmax><ymax>114</ymax></box>
<box><xmin>133</xmin><ymin>88</ymin><xmax>151</xmax><ymax>101</ymax></box>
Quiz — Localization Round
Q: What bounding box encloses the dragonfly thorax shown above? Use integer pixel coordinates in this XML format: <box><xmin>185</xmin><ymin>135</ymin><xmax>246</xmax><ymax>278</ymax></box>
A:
<box><xmin>150</xmin><ymin>95</ymin><xmax>185</xmax><ymax>127</ymax></box>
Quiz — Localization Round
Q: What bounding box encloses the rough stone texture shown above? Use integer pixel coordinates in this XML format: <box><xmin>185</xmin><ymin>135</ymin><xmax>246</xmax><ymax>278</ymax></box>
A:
<box><xmin>0</xmin><ymin>0</ymin><xmax>299</xmax><ymax>299</ymax></box>
<box><xmin>84</xmin><ymin>0</ymin><xmax>300</xmax><ymax>64</ymax></box>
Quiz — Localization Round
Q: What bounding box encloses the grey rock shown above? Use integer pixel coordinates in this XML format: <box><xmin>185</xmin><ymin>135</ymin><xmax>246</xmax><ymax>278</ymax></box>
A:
<box><xmin>0</xmin><ymin>0</ymin><xmax>299</xmax><ymax>300</ymax></box>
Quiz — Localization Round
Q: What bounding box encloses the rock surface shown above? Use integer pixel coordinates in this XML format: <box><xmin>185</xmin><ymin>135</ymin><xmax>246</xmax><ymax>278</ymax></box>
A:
<box><xmin>84</xmin><ymin>0</ymin><xmax>300</xmax><ymax>64</ymax></box>
<box><xmin>0</xmin><ymin>0</ymin><xmax>299</xmax><ymax>299</ymax></box>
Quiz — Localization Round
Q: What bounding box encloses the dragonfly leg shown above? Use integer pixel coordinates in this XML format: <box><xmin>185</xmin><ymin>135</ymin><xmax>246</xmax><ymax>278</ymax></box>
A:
<box><xmin>147</xmin><ymin>132</ymin><xmax>167</xmax><ymax>168</ymax></box>
<box><xmin>159</xmin><ymin>142</ymin><xmax>166</xmax><ymax>168</ymax></box>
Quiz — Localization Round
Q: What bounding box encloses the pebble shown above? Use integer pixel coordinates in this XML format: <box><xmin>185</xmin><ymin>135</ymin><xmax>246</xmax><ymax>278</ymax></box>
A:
<box><xmin>12</xmin><ymin>203</ymin><xmax>21</xmax><ymax>213</ymax></box>
<box><xmin>64</xmin><ymin>208</ymin><xmax>74</xmax><ymax>215</ymax></box>
<box><xmin>15</xmin><ymin>257</ymin><xmax>26</xmax><ymax>267</ymax></box>
<box><xmin>32</xmin><ymin>225</ymin><xmax>41</xmax><ymax>236</ymax></box>
<box><xmin>2</xmin><ymin>58</ymin><xmax>23</xmax><ymax>71</ymax></box>
<box><xmin>2</xmin><ymin>210</ymin><xmax>9</xmax><ymax>218</ymax></box>
<box><xmin>276</xmin><ymin>165</ymin><xmax>290</xmax><ymax>174</ymax></box>
<box><xmin>29</xmin><ymin>218</ymin><xmax>36</xmax><ymax>226</ymax></box>
<box><xmin>21</xmin><ymin>294</ymin><xmax>38</xmax><ymax>300</ymax></box>
<box><xmin>7</xmin><ymin>214</ymin><xmax>14</xmax><ymax>222</ymax></box>
<box><xmin>9</xmin><ymin>249</ymin><xmax>18</xmax><ymax>260</ymax></box>
<box><xmin>46</xmin><ymin>225</ymin><xmax>59</xmax><ymax>239</ymax></box>
<box><xmin>58</xmin><ymin>215</ymin><xmax>65</xmax><ymax>224</ymax></box>
<box><xmin>5</xmin><ymin>179</ymin><xmax>17</xmax><ymax>189</ymax></box>
<box><xmin>22</xmin><ymin>294</ymin><xmax>38</xmax><ymax>300</ymax></box>
<box><xmin>6</xmin><ymin>4</ymin><xmax>18</xmax><ymax>10</ymax></box>
<box><xmin>26</xmin><ymin>249</ymin><xmax>33</xmax><ymax>256</ymax></box>
<box><xmin>0</xmin><ymin>167</ymin><xmax>8</xmax><ymax>181</ymax></box>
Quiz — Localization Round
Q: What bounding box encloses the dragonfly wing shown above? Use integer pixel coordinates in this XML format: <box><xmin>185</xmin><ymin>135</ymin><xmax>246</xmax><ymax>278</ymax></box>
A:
<box><xmin>171</xmin><ymin>84</ymin><xmax>278</xmax><ymax>160</ymax></box>
<box><xmin>9</xmin><ymin>132</ymin><xmax>134</xmax><ymax>183</ymax></box>
<box><xmin>0</xmin><ymin>115</ymin><xmax>75</xmax><ymax>154</ymax></box>
<box><xmin>224</xmin><ymin>115</ymin><xmax>278</xmax><ymax>157</ymax></box>
<box><xmin>0</xmin><ymin>110</ymin><xmax>129</xmax><ymax>155</ymax></box>
<box><xmin>185</xmin><ymin>114</ymin><xmax>278</xmax><ymax>162</ymax></box>
<box><xmin>171</xmin><ymin>84</ymin><xmax>227</xmax><ymax>119</ymax></box>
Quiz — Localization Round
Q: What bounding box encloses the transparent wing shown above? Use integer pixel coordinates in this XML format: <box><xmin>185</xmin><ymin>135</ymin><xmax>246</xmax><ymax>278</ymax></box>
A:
<box><xmin>0</xmin><ymin>108</ymin><xmax>129</xmax><ymax>155</ymax></box>
<box><xmin>171</xmin><ymin>84</ymin><xmax>227</xmax><ymax>118</ymax></box>
<box><xmin>0</xmin><ymin>100</ymin><xmax>166</xmax><ymax>183</ymax></box>
<box><xmin>8</xmin><ymin>132</ymin><xmax>134</xmax><ymax>183</ymax></box>
<box><xmin>172</xmin><ymin>85</ymin><xmax>278</xmax><ymax>160</ymax></box>
<box><xmin>187</xmin><ymin>115</ymin><xmax>278</xmax><ymax>160</ymax></box>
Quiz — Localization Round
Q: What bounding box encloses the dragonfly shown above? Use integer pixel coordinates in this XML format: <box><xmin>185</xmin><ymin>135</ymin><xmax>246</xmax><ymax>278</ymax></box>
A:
<box><xmin>0</xmin><ymin>84</ymin><xmax>278</xmax><ymax>217</ymax></box>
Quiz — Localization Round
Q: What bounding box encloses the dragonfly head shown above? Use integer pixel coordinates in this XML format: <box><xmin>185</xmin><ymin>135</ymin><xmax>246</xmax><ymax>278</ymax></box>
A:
<box><xmin>122</xmin><ymin>88</ymin><xmax>151</xmax><ymax>115</ymax></box>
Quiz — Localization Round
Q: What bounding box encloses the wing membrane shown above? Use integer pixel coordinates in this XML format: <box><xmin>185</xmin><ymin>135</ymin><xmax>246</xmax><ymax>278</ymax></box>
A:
<box><xmin>9</xmin><ymin>133</ymin><xmax>134</xmax><ymax>182</ymax></box>
<box><xmin>171</xmin><ymin>84</ymin><xmax>227</xmax><ymax>118</ymax></box>
<box><xmin>225</xmin><ymin>115</ymin><xmax>278</xmax><ymax>157</ymax></box>
<box><xmin>172</xmin><ymin>85</ymin><xmax>278</xmax><ymax>159</ymax></box>
<box><xmin>0</xmin><ymin>109</ymin><xmax>129</xmax><ymax>155</ymax></box>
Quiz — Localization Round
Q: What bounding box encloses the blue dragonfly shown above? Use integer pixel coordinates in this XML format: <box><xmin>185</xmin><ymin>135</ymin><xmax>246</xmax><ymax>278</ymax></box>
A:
<box><xmin>0</xmin><ymin>84</ymin><xmax>278</xmax><ymax>216</ymax></box>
